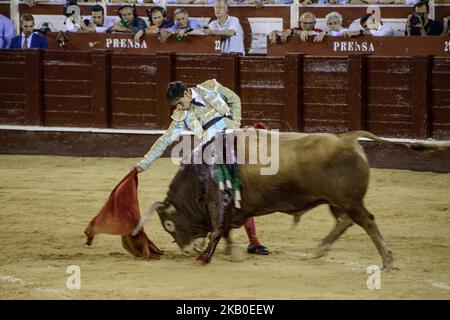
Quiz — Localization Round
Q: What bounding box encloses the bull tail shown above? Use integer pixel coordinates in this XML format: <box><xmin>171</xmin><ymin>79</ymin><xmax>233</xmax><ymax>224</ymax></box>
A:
<box><xmin>339</xmin><ymin>130</ymin><xmax>450</xmax><ymax>152</ymax></box>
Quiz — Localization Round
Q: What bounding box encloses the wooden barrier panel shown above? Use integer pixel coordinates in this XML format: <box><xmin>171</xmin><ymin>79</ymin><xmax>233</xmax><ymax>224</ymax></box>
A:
<box><xmin>46</xmin><ymin>32</ymin><xmax>222</xmax><ymax>54</ymax></box>
<box><xmin>431</xmin><ymin>56</ymin><xmax>450</xmax><ymax>140</ymax></box>
<box><xmin>0</xmin><ymin>50</ymin><xmax>26</xmax><ymax>125</ymax></box>
<box><xmin>240</xmin><ymin>56</ymin><xmax>285</xmax><ymax>129</ymax></box>
<box><xmin>267</xmin><ymin>36</ymin><xmax>450</xmax><ymax>57</ymax></box>
<box><xmin>42</xmin><ymin>50</ymin><xmax>93</xmax><ymax>127</ymax></box>
<box><xmin>365</xmin><ymin>56</ymin><xmax>413</xmax><ymax>137</ymax></box>
<box><xmin>0</xmin><ymin>50</ymin><xmax>449</xmax><ymax>139</ymax></box>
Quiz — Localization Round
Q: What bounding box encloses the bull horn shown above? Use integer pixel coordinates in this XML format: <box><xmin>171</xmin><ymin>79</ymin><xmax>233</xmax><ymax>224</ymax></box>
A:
<box><xmin>131</xmin><ymin>201</ymin><xmax>164</xmax><ymax>236</ymax></box>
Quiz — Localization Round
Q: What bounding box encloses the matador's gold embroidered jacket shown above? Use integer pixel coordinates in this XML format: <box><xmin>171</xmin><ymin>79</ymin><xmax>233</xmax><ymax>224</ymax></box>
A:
<box><xmin>137</xmin><ymin>79</ymin><xmax>241</xmax><ymax>171</ymax></box>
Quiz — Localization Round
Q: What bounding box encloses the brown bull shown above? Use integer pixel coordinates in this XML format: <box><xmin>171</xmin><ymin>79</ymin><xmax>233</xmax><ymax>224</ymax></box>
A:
<box><xmin>143</xmin><ymin>129</ymin><xmax>449</xmax><ymax>269</ymax></box>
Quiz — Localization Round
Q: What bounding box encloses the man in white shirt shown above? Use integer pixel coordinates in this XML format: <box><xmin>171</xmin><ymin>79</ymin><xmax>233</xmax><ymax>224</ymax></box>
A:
<box><xmin>204</xmin><ymin>0</ymin><xmax>245</xmax><ymax>56</ymax></box>
<box><xmin>67</xmin><ymin>5</ymin><xmax>115</xmax><ymax>33</ymax></box>
<box><xmin>360</xmin><ymin>13</ymin><xmax>394</xmax><ymax>36</ymax></box>
<box><xmin>314</xmin><ymin>11</ymin><xmax>349</xmax><ymax>42</ymax></box>
<box><xmin>344</xmin><ymin>13</ymin><xmax>394</xmax><ymax>37</ymax></box>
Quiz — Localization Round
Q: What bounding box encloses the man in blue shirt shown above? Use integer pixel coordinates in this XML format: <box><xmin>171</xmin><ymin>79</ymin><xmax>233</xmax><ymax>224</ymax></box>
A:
<box><xmin>166</xmin><ymin>9</ymin><xmax>202</xmax><ymax>41</ymax></box>
<box><xmin>0</xmin><ymin>14</ymin><xmax>14</xmax><ymax>49</ymax></box>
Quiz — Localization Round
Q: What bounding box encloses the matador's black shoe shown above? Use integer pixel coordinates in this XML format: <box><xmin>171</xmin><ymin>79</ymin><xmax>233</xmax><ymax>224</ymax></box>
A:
<box><xmin>247</xmin><ymin>245</ymin><xmax>270</xmax><ymax>255</ymax></box>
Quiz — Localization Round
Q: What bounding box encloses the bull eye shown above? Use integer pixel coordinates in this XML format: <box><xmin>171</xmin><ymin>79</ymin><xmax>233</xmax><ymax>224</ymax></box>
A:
<box><xmin>164</xmin><ymin>220</ymin><xmax>176</xmax><ymax>233</ymax></box>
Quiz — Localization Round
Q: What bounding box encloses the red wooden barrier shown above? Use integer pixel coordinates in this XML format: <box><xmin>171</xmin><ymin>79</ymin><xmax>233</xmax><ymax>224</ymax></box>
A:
<box><xmin>0</xmin><ymin>50</ymin><xmax>449</xmax><ymax>140</ymax></box>
<box><xmin>46</xmin><ymin>32</ymin><xmax>221</xmax><ymax>54</ymax></box>
<box><xmin>267</xmin><ymin>36</ymin><xmax>450</xmax><ymax>57</ymax></box>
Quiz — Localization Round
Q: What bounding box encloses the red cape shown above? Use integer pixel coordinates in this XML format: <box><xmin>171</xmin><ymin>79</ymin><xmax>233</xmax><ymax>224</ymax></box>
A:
<box><xmin>84</xmin><ymin>168</ymin><xmax>163</xmax><ymax>259</ymax></box>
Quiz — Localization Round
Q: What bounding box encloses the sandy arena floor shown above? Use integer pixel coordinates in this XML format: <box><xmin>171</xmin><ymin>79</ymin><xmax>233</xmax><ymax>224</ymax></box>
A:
<box><xmin>0</xmin><ymin>155</ymin><xmax>449</xmax><ymax>299</ymax></box>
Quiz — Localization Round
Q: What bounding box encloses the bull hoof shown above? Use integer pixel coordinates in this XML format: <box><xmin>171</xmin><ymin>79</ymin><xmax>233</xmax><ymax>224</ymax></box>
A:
<box><xmin>296</xmin><ymin>249</ymin><xmax>327</xmax><ymax>260</ymax></box>
<box><xmin>86</xmin><ymin>235</ymin><xmax>94</xmax><ymax>246</ymax></box>
<box><xmin>382</xmin><ymin>255</ymin><xmax>398</xmax><ymax>271</ymax></box>
<box><xmin>309</xmin><ymin>249</ymin><xmax>327</xmax><ymax>259</ymax></box>
<box><xmin>195</xmin><ymin>257</ymin><xmax>210</xmax><ymax>266</ymax></box>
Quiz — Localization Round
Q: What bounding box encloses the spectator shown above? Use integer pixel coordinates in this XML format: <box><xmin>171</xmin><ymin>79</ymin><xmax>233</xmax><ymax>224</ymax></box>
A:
<box><xmin>302</xmin><ymin>0</ymin><xmax>349</xmax><ymax>4</ymax></box>
<box><xmin>110</xmin><ymin>5</ymin><xmax>147</xmax><ymax>34</ymax></box>
<box><xmin>314</xmin><ymin>12</ymin><xmax>348</xmax><ymax>42</ymax></box>
<box><xmin>111</xmin><ymin>0</ymin><xmax>154</xmax><ymax>3</ymax></box>
<box><xmin>350</xmin><ymin>0</ymin><xmax>422</xmax><ymax>4</ymax></box>
<box><xmin>173</xmin><ymin>0</ymin><xmax>216</xmax><ymax>3</ymax></box>
<box><xmin>318</xmin><ymin>0</ymin><xmax>349</xmax><ymax>3</ymax></box>
<box><xmin>344</xmin><ymin>13</ymin><xmax>394</xmax><ymax>37</ymax></box>
<box><xmin>204</xmin><ymin>0</ymin><xmax>245</xmax><ymax>56</ymax></box>
<box><xmin>442</xmin><ymin>16</ymin><xmax>450</xmax><ymax>36</ymax></box>
<box><xmin>262</xmin><ymin>0</ymin><xmax>294</xmax><ymax>3</ymax></box>
<box><xmin>360</xmin><ymin>13</ymin><xmax>394</xmax><ymax>36</ymax></box>
<box><xmin>146</xmin><ymin>6</ymin><xmax>174</xmax><ymax>33</ymax></box>
<box><xmin>67</xmin><ymin>5</ymin><xmax>115</xmax><ymax>33</ymax></box>
<box><xmin>10</xmin><ymin>14</ymin><xmax>48</xmax><ymax>49</ymax></box>
<box><xmin>405</xmin><ymin>0</ymin><xmax>443</xmax><ymax>36</ymax></box>
<box><xmin>134</xmin><ymin>6</ymin><xmax>174</xmax><ymax>43</ymax></box>
<box><xmin>0</xmin><ymin>14</ymin><xmax>14</xmax><ymax>49</ymax></box>
<box><xmin>269</xmin><ymin>12</ymin><xmax>322</xmax><ymax>44</ymax></box>
<box><xmin>166</xmin><ymin>9</ymin><xmax>202</xmax><ymax>40</ymax></box>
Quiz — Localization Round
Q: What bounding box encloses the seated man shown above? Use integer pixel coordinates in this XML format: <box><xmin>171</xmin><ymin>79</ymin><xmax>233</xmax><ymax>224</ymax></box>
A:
<box><xmin>302</xmin><ymin>0</ymin><xmax>349</xmax><ymax>4</ymax></box>
<box><xmin>146</xmin><ymin>6</ymin><xmax>174</xmax><ymax>33</ymax></box>
<box><xmin>344</xmin><ymin>13</ymin><xmax>394</xmax><ymax>37</ymax></box>
<box><xmin>443</xmin><ymin>16</ymin><xmax>450</xmax><ymax>36</ymax></box>
<box><xmin>269</xmin><ymin>12</ymin><xmax>322</xmax><ymax>44</ymax></box>
<box><xmin>204</xmin><ymin>0</ymin><xmax>245</xmax><ymax>56</ymax></box>
<box><xmin>66</xmin><ymin>4</ymin><xmax>115</xmax><ymax>33</ymax></box>
<box><xmin>135</xmin><ymin>79</ymin><xmax>269</xmax><ymax>255</ymax></box>
<box><xmin>166</xmin><ymin>9</ymin><xmax>203</xmax><ymax>41</ymax></box>
<box><xmin>10</xmin><ymin>14</ymin><xmax>48</xmax><ymax>49</ymax></box>
<box><xmin>110</xmin><ymin>5</ymin><xmax>147</xmax><ymax>34</ymax></box>
<box><xmin>405</xmin><ymin>0</ymin><xmax>443</xmax><ymax>36</ymax></box>
<box><xmin>169</xmin><ymin>0</ymin><xmax>217</xmax><ymax>3</ymax></box>
<box><xmin>134</xmin><ymin>6</ymin><xmax>174</xmax><ymax>44</ymax></box>
<box><xmin>314</xmin><ymin>12</ymin><xmax>349</xmax><ymax>43</ymax></box>
<box><xmin>350</xmin><ymin>0</ymin><xmax>421</xmax><ymax>4</ymax></box>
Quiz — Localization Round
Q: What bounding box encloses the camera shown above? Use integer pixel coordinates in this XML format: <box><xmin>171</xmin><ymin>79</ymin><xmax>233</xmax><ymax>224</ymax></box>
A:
<box><xmin>409</xmin><ymin>12</ymin><xmax>425</xmax><ymax>27</ymax></box>
<box><xmin>34</xmin><ymin>22</ymin><xmax>50</xmax><ymax>35</ymax></box>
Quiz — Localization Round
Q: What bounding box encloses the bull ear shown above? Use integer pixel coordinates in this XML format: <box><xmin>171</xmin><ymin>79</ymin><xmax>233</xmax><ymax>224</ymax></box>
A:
<box><xmin>131</xmin><ymin>201</ymin><xmax>165</xmax><ymax>236</ymax></box>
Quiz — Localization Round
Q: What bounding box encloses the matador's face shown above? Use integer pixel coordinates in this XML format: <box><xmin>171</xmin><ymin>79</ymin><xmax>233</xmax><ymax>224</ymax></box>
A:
<box><xmin>172</xmin><ymin>90</ymin><xmax>192</xmax><ymax>111</ymax></box>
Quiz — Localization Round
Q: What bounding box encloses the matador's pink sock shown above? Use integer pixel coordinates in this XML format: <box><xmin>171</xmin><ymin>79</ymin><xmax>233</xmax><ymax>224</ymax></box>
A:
<box><xmin>244</xmin><ymin>217</ymin><xmax>261</xmax><ymax>247</ymax></box>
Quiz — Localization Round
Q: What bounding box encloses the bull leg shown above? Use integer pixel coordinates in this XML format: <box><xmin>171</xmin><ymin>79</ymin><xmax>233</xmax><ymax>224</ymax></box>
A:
<box><xmin>196</xmin><ymin>188</ymin><xmax>233</xmax><ymax>265</ymax></box>
<box><xmin>304</xmin><ymin>206</ymin><xmax>353</xmax><ymax>260</ymax></box>
<box><xmin>318</xmin><ymin>206</ymin><xmax>354</xmax><ymax>252</ymax></box>
<box><xmin>346</xmin><ymin>204</ymin><xmax>395</xmax><ymax>271</ymax></box>
<box><xmin>223</xmin><ymin>230</ymin><xmax>233</xmax><ymax>256</ymax></box>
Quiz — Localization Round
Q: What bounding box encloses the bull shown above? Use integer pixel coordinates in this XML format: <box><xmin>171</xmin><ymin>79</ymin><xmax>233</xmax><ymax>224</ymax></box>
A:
<box><xmin>141</xmin><ymin>129</ymin><xmax>449</xmax><ymax>270</ymax></box>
